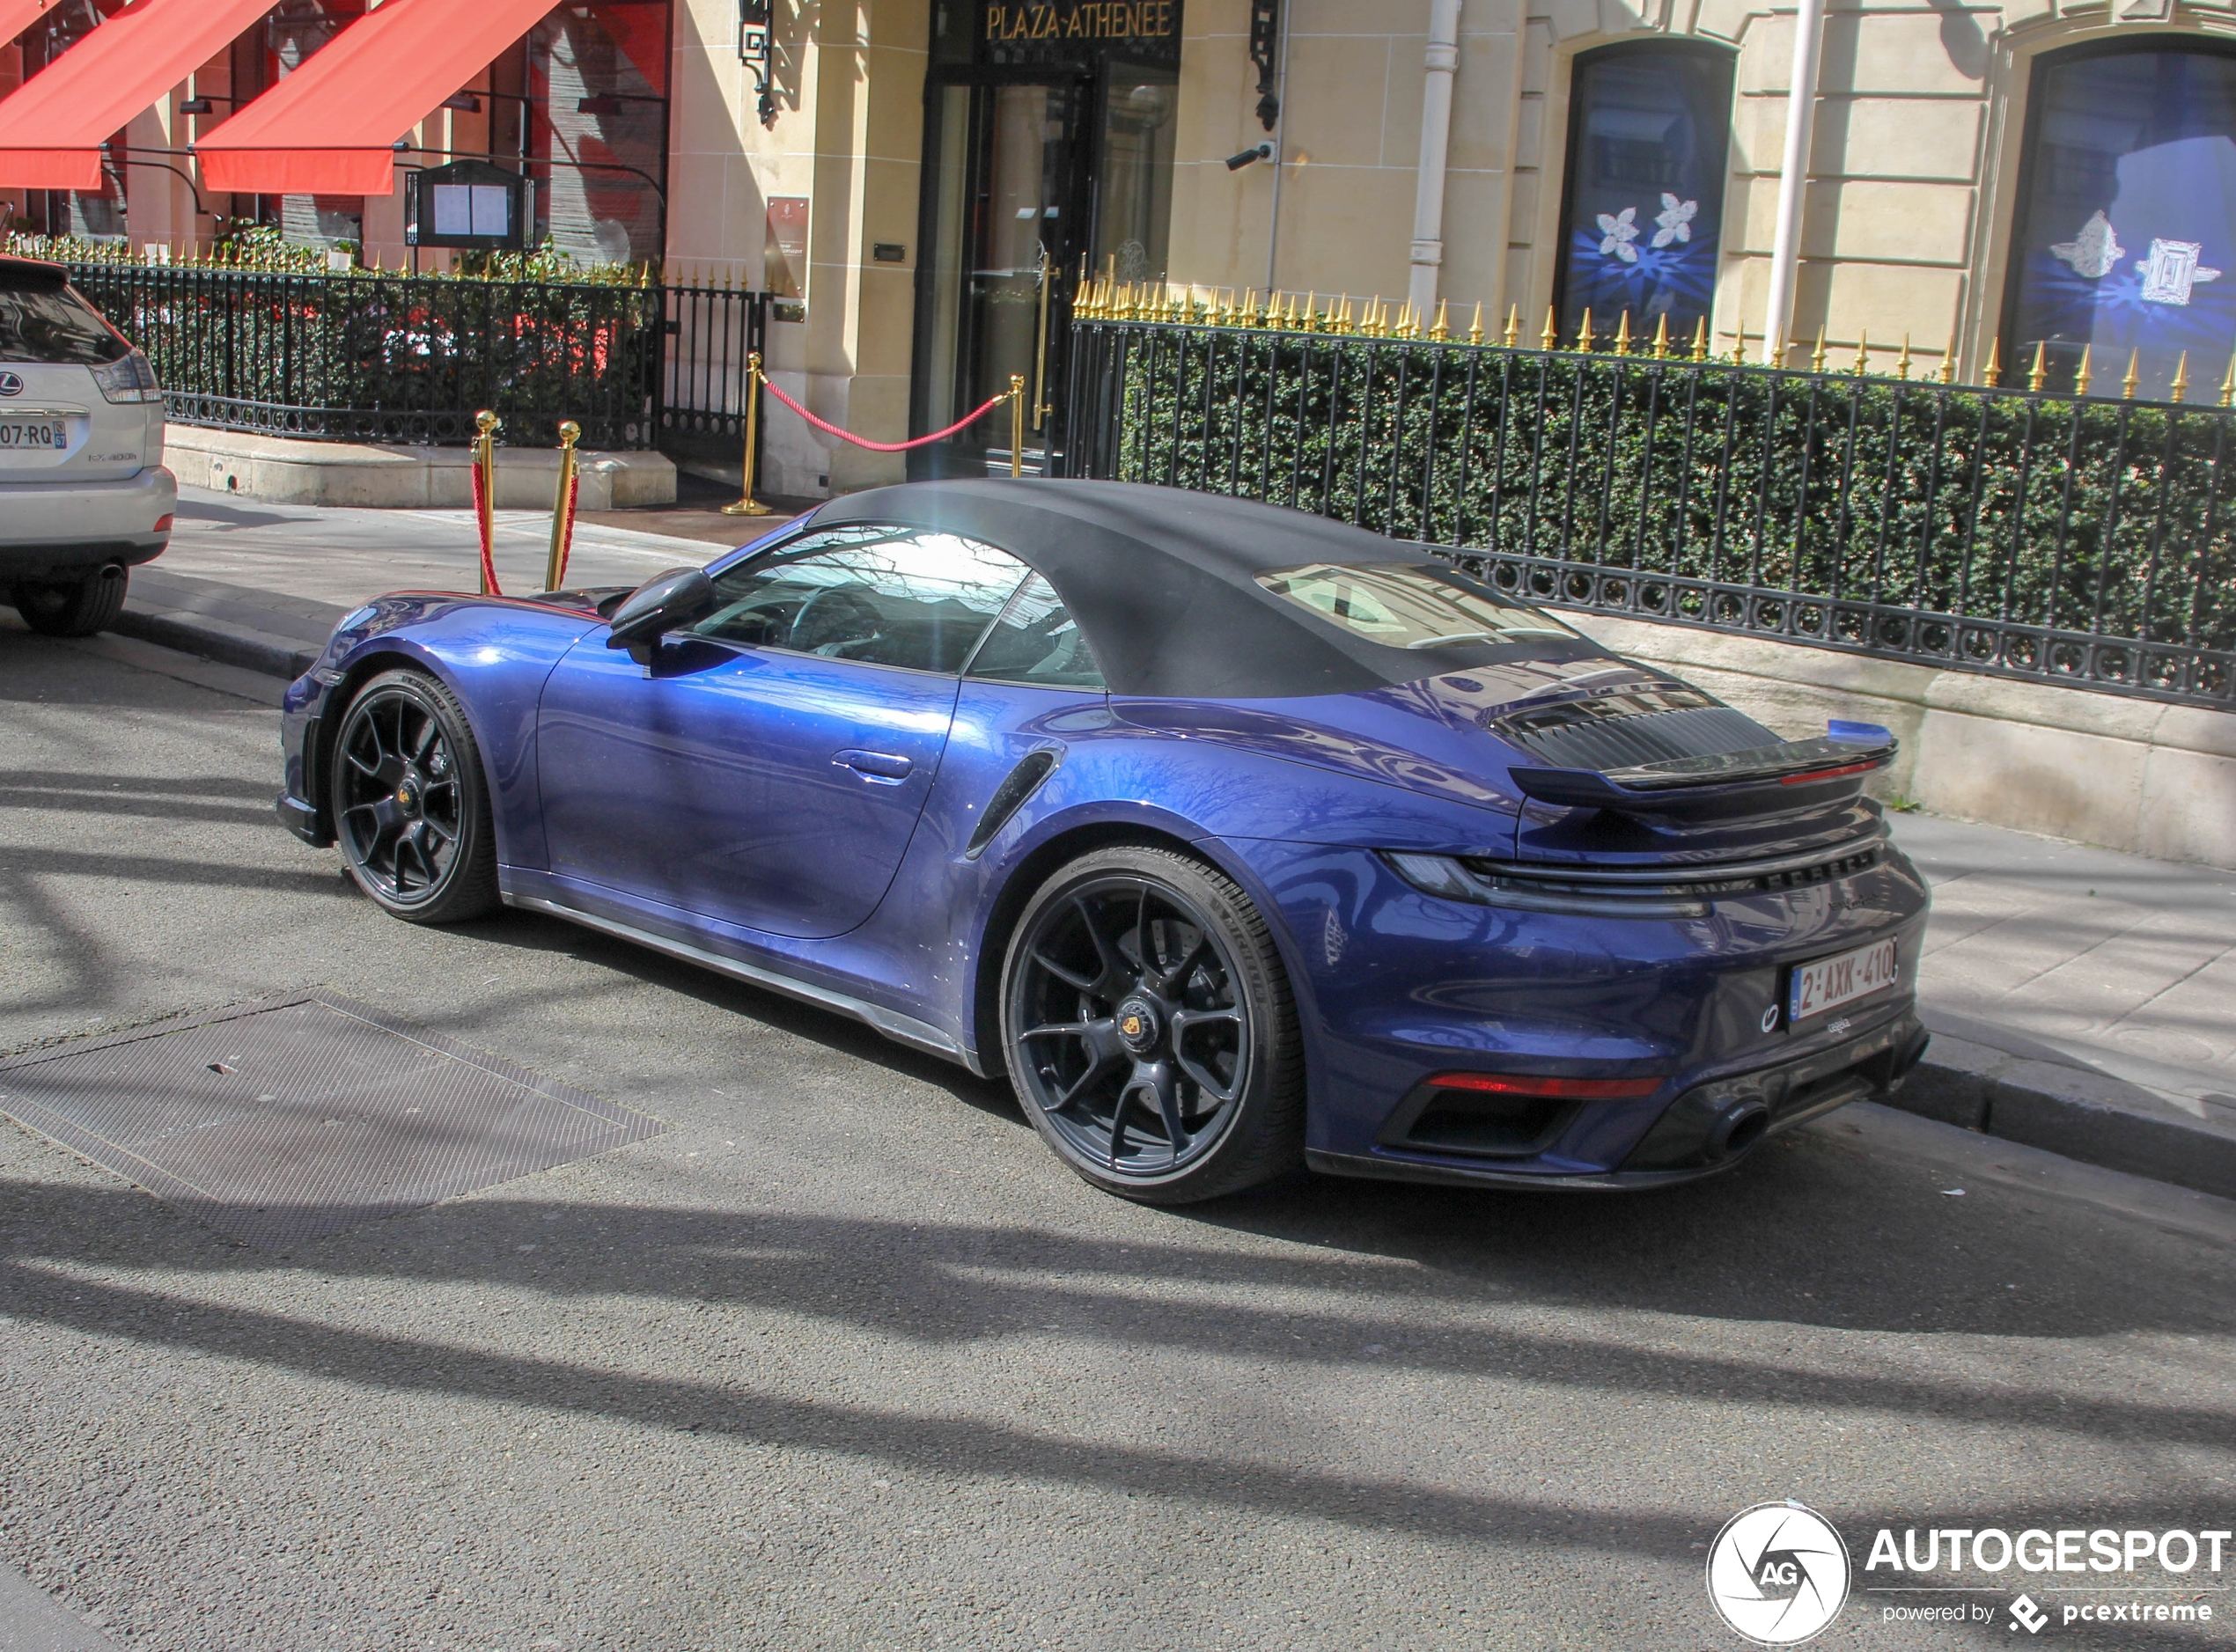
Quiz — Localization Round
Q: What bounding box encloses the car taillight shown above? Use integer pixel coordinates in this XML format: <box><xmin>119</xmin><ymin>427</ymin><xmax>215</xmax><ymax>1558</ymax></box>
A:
<box><xmin>1427</xmin><ymin>1071</ymin><xmax>1663</xmax><ymax>1100</ymax></box>
<box><xmin>152</xmin><ymin>515</ymin><xmax>174</xmax><ymax>533</ymax></box>
<box><xmin>91</xmin><ymin>348</ymin><xmax>161</xmax><ymax>404</ymax></box>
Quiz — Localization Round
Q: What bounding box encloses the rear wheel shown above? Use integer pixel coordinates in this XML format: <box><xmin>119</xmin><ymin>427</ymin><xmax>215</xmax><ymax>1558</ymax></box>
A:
<box><xmin>1001</xmin><ymin>845</ymin><xmax>1304</xmax><ymax>1204</ymax></box>
<box><xmin>12</xmin><ymin>565</ymin><xmax>127</xmax><ymax>638</ymax></box>
<box><xmin>329</xmin><ymin>668</ymin><xmax>499</xmax><ymax>924</ymax></box>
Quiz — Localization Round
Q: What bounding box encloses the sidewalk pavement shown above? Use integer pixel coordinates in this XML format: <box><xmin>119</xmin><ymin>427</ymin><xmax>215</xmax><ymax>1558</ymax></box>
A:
<box><xmin>77</xmin><ymin>487</ymin><xmax>2236</xmax><ymax>1203</ymax></box>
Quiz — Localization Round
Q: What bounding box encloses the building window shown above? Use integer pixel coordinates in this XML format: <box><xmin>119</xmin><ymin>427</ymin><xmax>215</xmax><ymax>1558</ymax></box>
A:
<box><xmin>1554</xmin><ymin>40</ymin><xmax>1733</xmax><ymax>346</ymax></box>
<box><xmin>2004</xmin><ymin>40</ymin><xmax>2236</xmax><ymax>399</ymax></box>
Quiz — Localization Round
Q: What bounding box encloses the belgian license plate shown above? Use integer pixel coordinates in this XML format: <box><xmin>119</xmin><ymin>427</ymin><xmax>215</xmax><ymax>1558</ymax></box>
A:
<box><xmin>1788</xmin><ymin>936</ymin><xmax>1897</xmax><ymax>1023</ymax></box>
<box><xmin>0</xmin><ymin>417</ymin><xmax>67</xmax><ymax>452</ymax></box>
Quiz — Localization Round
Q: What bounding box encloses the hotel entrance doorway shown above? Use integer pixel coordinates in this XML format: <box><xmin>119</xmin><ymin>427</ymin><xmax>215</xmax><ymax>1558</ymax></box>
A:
<box><xmin>908</xmin><ymin>2</ymin><xmax>1181</xmax><ymax>476</ymax></box>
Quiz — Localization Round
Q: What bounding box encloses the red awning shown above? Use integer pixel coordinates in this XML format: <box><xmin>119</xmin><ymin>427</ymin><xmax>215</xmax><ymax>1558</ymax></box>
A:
<box><xmin>198</xmin><ymin>0</ymin><xmax>563</xmax><ymax>197</ymax></box>
<box><xmin>0</xmin><ymin>0</ymin><xmax>274</xmax><ymax>190</ymax></box>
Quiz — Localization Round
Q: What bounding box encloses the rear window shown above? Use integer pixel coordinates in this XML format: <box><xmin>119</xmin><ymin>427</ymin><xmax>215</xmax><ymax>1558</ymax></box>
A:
<box><xmin>1256</xmin><ymin>562</ymin><xmax>1578</xmax><ymax>650</ymax></box>
<box><xmin>0</xmin><ymin>280</ymin><xmax>130</xmax><ymax>366</ymax></box>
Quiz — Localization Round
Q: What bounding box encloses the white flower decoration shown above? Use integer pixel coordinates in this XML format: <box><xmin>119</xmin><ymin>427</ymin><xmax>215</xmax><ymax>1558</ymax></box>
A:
<box><xmin>1597</xmin><ymin>207</ymin><xmax>1640</xmax><ymax>264</ymax></box>
<box><xmin>1651</xmin><ymin>194</ymin><xmax>1697</xmax><ymax>249</ymax></box>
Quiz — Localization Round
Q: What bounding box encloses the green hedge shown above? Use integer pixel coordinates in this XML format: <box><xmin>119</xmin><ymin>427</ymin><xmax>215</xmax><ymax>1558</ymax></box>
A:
<box><xmin>1092</xmin><ymin>327</ymin><xmax>2236</xmax><ymax>669</ymax></box>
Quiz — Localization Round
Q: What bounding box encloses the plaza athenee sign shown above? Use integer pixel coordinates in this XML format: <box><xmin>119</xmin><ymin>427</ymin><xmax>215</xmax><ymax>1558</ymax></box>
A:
<box><xmin>982</xmin><ymin>3</ymin><xmax>1178</xmax><ymax>48</ymax></box>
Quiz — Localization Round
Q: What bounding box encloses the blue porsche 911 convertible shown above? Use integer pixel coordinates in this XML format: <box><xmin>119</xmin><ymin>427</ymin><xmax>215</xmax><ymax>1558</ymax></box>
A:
<box><xmin>278</xmin><ymin>479</ymin><xmax>1930</xmax><ymax>1204</ymax></box>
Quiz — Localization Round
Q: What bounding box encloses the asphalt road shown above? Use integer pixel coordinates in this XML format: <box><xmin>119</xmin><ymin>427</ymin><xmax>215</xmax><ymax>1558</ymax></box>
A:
<box><xmin>3</xmin><ymin>621</ymin><xmax>2232</xmax><ymax>1651</ymax></box>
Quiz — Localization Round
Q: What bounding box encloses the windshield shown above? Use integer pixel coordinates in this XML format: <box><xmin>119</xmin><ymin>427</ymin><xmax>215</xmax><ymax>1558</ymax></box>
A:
<box><xmin>0</xmin><ymin>279</ymin><xmax>130</xmax><ymax>366</ymax></box>
<box><xmin>1256</xmin><ymin>562</ymin><xmax>1578</xmax><ymax>650</ymax></box>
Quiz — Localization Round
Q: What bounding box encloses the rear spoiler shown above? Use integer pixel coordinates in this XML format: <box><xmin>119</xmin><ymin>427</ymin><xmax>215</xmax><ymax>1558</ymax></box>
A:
<box><xmin>1510</xmin><ymin>732</ymin><xmax>1898</xmax><ymax>820</ymax></box>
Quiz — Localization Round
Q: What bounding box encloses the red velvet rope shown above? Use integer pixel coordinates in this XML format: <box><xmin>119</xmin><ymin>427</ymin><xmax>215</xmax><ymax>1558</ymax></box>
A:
<box><xmin>758</xmin><ymin>373</ymin><xmax>1012</xmax><ymax>452</ymax></box>
<box><xmin>471</xmin><ymin>455</ymin><xmax>502</xmax><ymax>597</ymax></box>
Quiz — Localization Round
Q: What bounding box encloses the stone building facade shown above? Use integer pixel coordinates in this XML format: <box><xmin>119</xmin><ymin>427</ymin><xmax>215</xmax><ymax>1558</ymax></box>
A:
<box><xmin>4</xmin><ymin>0</ymin><xmax>2232</xmax><ymax>496</ymax></box>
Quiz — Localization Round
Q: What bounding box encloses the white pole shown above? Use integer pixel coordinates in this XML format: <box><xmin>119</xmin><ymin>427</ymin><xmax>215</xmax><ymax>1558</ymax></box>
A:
<box><xmin>1762</xmin><ymin>0</ymin><xmax>1825</xmax><ymax>366</ymax></box>
<box><xmin>1265</xmin><ymin>3</ymin><xmax>1293</xmax><ymax>293</ymax></box>
<box><xmin>1408</xmin><ymin>0</ymin><xmax>1463</xmax><ymax>313</ymax></box>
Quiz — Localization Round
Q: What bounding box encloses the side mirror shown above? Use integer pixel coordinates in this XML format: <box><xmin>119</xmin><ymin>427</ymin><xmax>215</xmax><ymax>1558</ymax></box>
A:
<box><xmin>606</xmin><ymin>566</ymin><xmax>717</xmax><ymax>663</ymax></box>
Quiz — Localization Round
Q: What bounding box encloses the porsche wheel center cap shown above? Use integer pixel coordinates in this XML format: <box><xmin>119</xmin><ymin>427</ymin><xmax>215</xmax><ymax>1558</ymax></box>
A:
<box><xmin>1115</xmin><ymin>997</ymin><xmax>1162</xmax><ymax>1054</ymax></box>
<box><xmin>394</xmin><ymin>775</ymin><xmax>421</xmax><ymax>815</ymax></box>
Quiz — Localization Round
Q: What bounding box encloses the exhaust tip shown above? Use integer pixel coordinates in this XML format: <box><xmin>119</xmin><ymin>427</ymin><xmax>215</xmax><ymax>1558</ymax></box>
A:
<box><xmin>1707</xmin><ymin>1098</ymin><xmax>1770</xmax><ymax>1161</ymax></box>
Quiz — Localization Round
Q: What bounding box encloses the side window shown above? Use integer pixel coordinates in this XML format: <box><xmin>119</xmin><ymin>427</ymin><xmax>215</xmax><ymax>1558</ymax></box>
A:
<box><xmin>689</xmin><ymin>524</ymin><xmax>1030</xmax><ymax>672</ymax></box>
<box><xmin>966</xmin><ymin>574</ymin><xmax>1105</xmax><ymax>690</ymax></box>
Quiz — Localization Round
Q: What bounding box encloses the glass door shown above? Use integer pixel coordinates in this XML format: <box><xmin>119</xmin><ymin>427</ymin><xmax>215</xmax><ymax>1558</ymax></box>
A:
<box><xmin>911</xmin><ymin>78</ymin><xmax>1090</xmax><ymax>477</ymax></box>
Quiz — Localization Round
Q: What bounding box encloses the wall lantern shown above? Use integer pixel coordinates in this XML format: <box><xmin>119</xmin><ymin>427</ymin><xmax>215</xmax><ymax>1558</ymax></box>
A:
<box><xmin>739</xmin><ymin>1</ymin><xmax>777</xmax><ymax>128</ymax></box>
<box><xmin>1248</xmin><ymin>1</ymin><xmax>1281</xmax><ymax>130</ymax></box>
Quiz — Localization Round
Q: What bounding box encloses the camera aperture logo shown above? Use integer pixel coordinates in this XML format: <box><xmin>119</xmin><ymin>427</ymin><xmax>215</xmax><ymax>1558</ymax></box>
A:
<box><xmin>1708</xmin><ymin>1501</ymin><xmax>1853</xmax><ymax>1645</ymax></box>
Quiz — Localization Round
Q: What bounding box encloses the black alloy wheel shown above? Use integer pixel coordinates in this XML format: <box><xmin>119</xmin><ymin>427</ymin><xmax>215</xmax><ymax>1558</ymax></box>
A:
<box><xmin>329</xmin><ymin>668</ymin><xmax>498</xmax><ymax>923</ymax></box>
<box><xmin>11</xmin><ymin>566</ymin><xmax>127</xmax><ymax>638</ymax></box>
<box><xmin>1002</xmin><ymin>845</ymin><xmax>1304</xmax><ymax>1204</ymax></box>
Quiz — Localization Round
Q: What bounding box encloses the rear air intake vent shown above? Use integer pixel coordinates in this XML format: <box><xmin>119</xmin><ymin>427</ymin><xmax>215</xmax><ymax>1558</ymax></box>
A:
<box><xmin>1492</xmin><ymin>689</ymin><xmax>1779</xmax><ymax>772</ymax></box>
<box><xmin>1395</xmin><ymin>1090</ymin><xmax>1576</xmax><ymax>1158</ymax></box>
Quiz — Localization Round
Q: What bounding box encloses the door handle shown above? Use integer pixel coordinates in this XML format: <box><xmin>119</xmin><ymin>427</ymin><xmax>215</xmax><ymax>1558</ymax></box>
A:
<box><xmin>835</xmin><ymin>748</ymin><xmax>913</xmax><ymax>782</ymax></box>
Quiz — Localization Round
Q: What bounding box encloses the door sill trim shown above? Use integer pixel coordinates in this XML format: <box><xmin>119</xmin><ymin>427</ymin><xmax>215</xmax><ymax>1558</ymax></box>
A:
<box><xmin>503</xmin><ymin>892</ymin><xmax>978</xmax><ymax>1072</ymax></box>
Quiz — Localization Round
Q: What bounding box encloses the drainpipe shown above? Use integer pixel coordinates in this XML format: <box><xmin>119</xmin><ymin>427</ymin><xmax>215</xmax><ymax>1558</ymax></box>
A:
<box><xmin>1408</xmin><ymin>0</ymin><xmax>1462</xmax><ymax>313</ymax></box>
<box><xmin>1761</xmin><ymin>0</ymin><xmax>1826</xmax><ymax>364</ymax></box>
<box><xmin>1264</xmin><ymin>4</ymin><xmax>1292</xmax><ymax>293</ymax></box>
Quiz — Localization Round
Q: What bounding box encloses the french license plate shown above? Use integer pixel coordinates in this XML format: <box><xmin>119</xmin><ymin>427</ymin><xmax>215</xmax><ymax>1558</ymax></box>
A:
<box><xmin>1788</xmin><ymin>936</ymin><xmax>1897</xmax><ymax>1023</ymax></box>
<box><xmin>0</xmin><ymin>418</ymin><xmax>67</xmax><ymax>452</ymax></box>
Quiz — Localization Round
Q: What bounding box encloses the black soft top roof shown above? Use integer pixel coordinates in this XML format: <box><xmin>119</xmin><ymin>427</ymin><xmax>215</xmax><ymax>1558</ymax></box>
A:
<box><xmin>0</xmin><ymin>254</ymin><xmax>70</xmax><ymax>290</ymax></box>
<box><xmin>810</xmin><ymin>479</ymin><xmax>1608</xmax><ymax>699</ymax></box>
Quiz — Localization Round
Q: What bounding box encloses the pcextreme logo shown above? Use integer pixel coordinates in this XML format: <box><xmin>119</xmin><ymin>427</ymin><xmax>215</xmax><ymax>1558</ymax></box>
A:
<box><xmin>1707</xmin><ymin>1501</ymin><xmax>1852</xmax><ymax>1645</ymax></box>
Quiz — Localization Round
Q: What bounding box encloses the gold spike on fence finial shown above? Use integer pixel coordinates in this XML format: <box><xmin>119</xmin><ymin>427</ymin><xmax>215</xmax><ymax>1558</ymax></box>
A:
<box><xmin>1853</xmin><ymin>330</ymin><xmax>1870</xmax><ymax>376</ymax></box>
<box><xmin>1576</xmin><ymin>308</ymin><xmax>1594</xmax><ymax>352</ymax></box>
<box><xmin>1502</xmin><ymin>304</ymin><xmax>1519</xmax><ymax>349</ymax></box>
<box><xmin>2170</xmin><ymin>351</ymin><xmax>2190</xmax><ymax>404</ymax></box>
<box><xmin>2074</xmin><ymin>343</ymin><xmax>2093</xmax><ymax>397</ymax></box>
<box><xmin>1431</xmin><ymin>298</ymin><xmax>1450</xmax><ymax>342</ymax></box>
<box><xmin>2220</xmin><ymin>352</ymin><xmax>2235</xmax><ymax>407</ymax></box>
<box><xmin>1690</xmin><ymin>316</ymin><xmax>1709</xmax><ymax>362</ymax></box>
<box><xmin>1896</xmin><ymin>334</ymin><xmax>1913</xmax><ymax>380</ymax></box>
<box><xmin>1475</xmin><ymin>301</ymin><xmax>1492</xmax><ymax>347</ymax></box>
<box><xmin>2122</xmin><ymin>348</ymin><xmax>2141</xmax><ymax>400</ymax></box>
<box><xmin>1811</xmin><ymin>326</ymin><xmax>1827</xmax><ymax>374</ymax></box>
<box><xmin>1541</xmin><ymin>306</ymin><xmax>1559</xmax><ymax>352</ymax></box>
<box><xmin>1982</xmin><ymin>338</ymin><xmax>2002</xmax><ymax>389</ymax></box>
<box><xmin>1732</xmin><ymin>320</ymin><xmax>1747</xmax><ymax>365</ymax></box>
<box><xmin>1938</xmin><ymin>331</ymin><xmax>1957</xmax><ymax>385</ymax></box>
<box><xmin>1651</xmin><ymin>313</ymin><xmax>1670</xmax><ymax>359</ymax></box>
<box><xmin>1614</xmin><ymin>312</ymin><xmax>1633</xmax><ymax>356</ymax></box>
<box><xmin>2028</xmin><ymin>341</ymin><xmax>2048</xmax><ymax>393</ymax></box>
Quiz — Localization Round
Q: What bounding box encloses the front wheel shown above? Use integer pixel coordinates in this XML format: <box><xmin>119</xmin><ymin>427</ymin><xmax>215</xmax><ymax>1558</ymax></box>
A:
<box><xmin>328</xmin><ymin>668</ymin><xmax>499</xmax><ymax>923</ymax></box>
<box><xmin>12</xmin><ymin>565</ymin><xmax>127</xmax><ymax>637</ymax></box>
<box><xmin>1001</xmin><ymin>845</ymin><xmax>1304</xmax><ymax>1204</ymax></box>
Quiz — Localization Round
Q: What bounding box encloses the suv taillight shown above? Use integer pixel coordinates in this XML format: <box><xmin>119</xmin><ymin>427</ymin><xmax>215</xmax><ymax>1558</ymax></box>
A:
<box><xmin>91</xmin><ymin>348</ymin><xmax>161</xmax><ymax>404</ymax></box>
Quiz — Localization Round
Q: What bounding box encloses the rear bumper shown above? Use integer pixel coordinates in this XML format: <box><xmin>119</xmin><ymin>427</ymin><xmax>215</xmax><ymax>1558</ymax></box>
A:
<box><xmin>0</xmin><ymin>466</ymin><xmax>175</xmax><ymax>580</ymax></box>
<box><xmin>1310</xmin><ymin>1011</ymin><xmax>1929</xmax><ymax>1190</ymax></box>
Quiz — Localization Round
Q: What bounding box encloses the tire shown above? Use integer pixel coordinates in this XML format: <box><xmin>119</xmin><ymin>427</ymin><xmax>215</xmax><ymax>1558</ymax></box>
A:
<box><xmin>328</xmin><ymin>667</ymin><xmax>500</xmax><ymax>924</ymax></box>
<box><xmin>12</xmin><ymin>565</ymin><xmax>127</xmax><ymax>638</ymax></box>
<box><xmin>1000</xmin><ymin>844</ymin><xmax>1305</xmax><ymax>1204</ymax></box>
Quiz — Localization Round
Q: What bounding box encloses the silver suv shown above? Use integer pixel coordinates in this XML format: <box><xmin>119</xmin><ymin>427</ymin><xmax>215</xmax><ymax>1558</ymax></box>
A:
<box><xmin>1</xmin><ymin>254</ymin><xmax>175</xmax><ymax>637</ymax></box>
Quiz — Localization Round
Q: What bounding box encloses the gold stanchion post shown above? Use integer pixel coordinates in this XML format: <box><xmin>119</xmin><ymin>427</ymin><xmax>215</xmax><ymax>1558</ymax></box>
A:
<box><xmin>472</xmin><ymin>410</ymin><xmax>499</xmax><ymax>596</ymax></box>
<box><xmin>1010</xmin><ymin>373</ymin><xmax>1026</xmax><ymax>477</ymax></box>
<box><xmin>722</xmin><ymin>351</ymin><xmax>774</xmax><ymax>517</ymax></box>
<box><xmin>545</xmin><ymin>421</ymin><xmax>582</xmax><ymax>592</ymax></box>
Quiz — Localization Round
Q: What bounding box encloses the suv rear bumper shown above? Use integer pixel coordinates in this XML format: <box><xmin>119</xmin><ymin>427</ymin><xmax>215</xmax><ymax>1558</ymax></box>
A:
<box><xmin>0</xmin><ymin>466</ymin><xmax>175</xmax><ymax>581</ymax></box>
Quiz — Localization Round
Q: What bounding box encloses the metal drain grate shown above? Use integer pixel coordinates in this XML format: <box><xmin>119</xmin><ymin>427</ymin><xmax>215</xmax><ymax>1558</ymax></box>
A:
<box><xmin>0</xmin><ymin>995</ymin><xmax>663</xmax><ymax>1248</ymax></box>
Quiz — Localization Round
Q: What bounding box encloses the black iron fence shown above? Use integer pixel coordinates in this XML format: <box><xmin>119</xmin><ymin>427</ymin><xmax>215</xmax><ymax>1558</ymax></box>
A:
<box><xmin>1064</xmin><ymin>296</ymin><xmax>2236</xmax><ymax>709</ymax></box>
<box><xmin>62</xmin><ymin>261</ymin><xmax>769</xmax><ymax>458</ymax></box>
